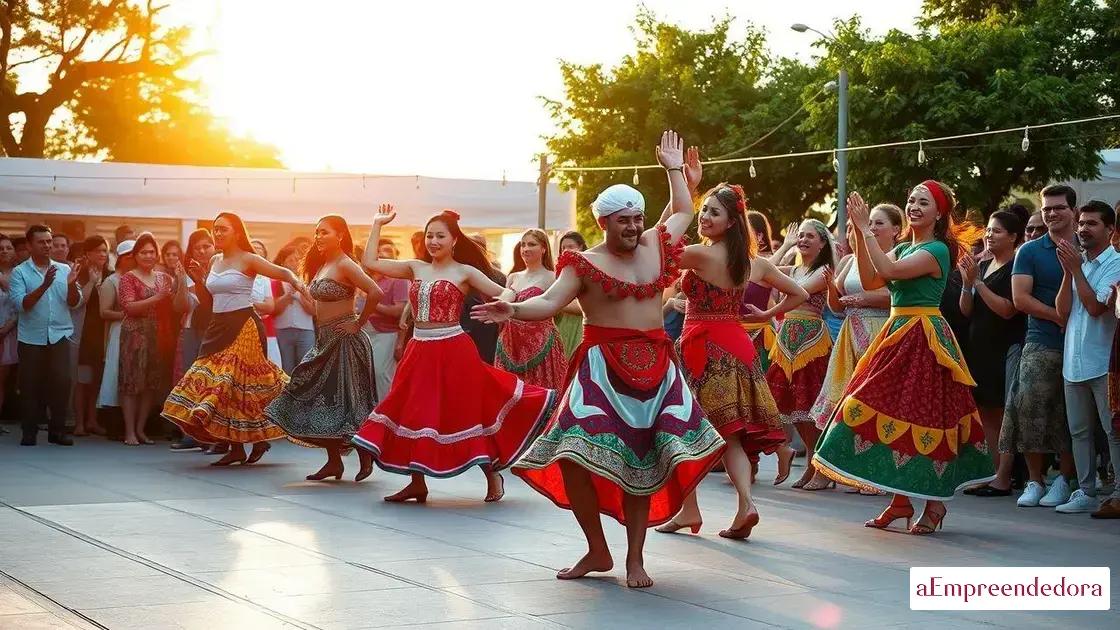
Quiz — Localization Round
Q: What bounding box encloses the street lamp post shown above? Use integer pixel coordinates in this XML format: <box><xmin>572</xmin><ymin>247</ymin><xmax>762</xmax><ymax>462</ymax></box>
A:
<box><xmin>792</xmin><ymin>23</ymin><xmax>848</xmax><ymax>235</ymax></box>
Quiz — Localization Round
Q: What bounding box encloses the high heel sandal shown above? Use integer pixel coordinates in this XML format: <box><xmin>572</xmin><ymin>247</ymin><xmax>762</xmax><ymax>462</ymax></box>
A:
<box><xmin>718</xmin><ymin>511</ymin><xmax>759</xmax><ymax>540</ymax></box>
<box><xmin>355</xmin><ymin>450</ymin><xmax>374</xmax><ymax>482</ymax></box>
<box><xmin>864</xmin><ymin>504</ymin><xmax>915</xmax><ymax>530</ymax></box>
<box><xmin>306</xmin><ymin>463</ymin><xmax>344</xmax><ymax>481</ymax></box>
<box><xmin>802</xmin><ymin>477</ymin><xmax>836</xmax><ymax>491</ymax></box>
<box><xmin>791</xmin><ymin>469</ymin><xmax>815</xmax><ymax>489</ymax></box>
<box><xmin>245</xmin><ymin>442</ymin><xmax>271</xmax><ymax>464</ymax></box>
<box><xmin>654</xmin><ymin>518</ymin><xmax>703</xmax><ymax>534</ymax></box>
<box><xmin>773</xmin><ymin>447</ymin><xmax>794</xmax><ymax>486</ymax></box>
<box><xmin>384</xmin><ymin>486</ymin><xmax>428</xmax><ymax>503</ymax></box>
<box><xmin>211</xmin><ymin>450</ymin><xmax>246</xmax><ymax>466</ymax></box>
<box><xmin>483</xmin><ymin>473</ymin><xmax>505</xmax><ymax>503</ymax></box>
<box><xmin>909</xmin><ymin>507</ymin><xmax>947</xmax><ymax>535</ymax></box>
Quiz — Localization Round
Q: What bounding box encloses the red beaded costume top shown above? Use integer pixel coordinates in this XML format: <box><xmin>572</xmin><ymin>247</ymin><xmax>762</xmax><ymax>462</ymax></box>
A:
<box><xmin>409</xmin><ymin>279</ymin><xmax>464</xmax><ymax>325</ymax></box>
<box><xmin>681</xmin><ymin>270</ymin><xmax>744</xmax><ymax>322</ymax></box>
<box><xmin>555</xmin><ymin>224</ymin><xmax>684</xmax><ymax>299</ymax></box>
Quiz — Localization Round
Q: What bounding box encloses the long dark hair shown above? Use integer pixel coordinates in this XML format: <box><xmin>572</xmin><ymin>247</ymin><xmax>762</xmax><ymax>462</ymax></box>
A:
<box><xmin>422</xmin><ymin>210</ymin><xmax>502</xmax><ymax>282</ymax></box>
<box><xmin>186</xmin><ymin>229</ymin><xmax>214</xmax><ymax>264</ymax></box>
<box><xmin>161</xmin><ymin>239</ymin><xmax>182</xmax><ymax>265</ymax></box>
<box><xmin>991</xmin><ymin>209</ymin><xmax>1027</xmax><ymax>247</ymax></box>
<box><xmin>746</xmin><ymin>210</ymin><xmax>774</xmax><ymax>255</ymax></box>
<box><xmin>559</xmin><ymin>231</ymin><xmax>587</xmax><ymax>252</ymax></box>
<box><xmin>702</xmin><ymin>183</ymin><xmax>754</xmax><ymax>286</ymax></box>
<box><xmin>301</xmin><ymin>215</ymin><xmax>355</xmax><ymax>283</ymax></box>
<box><xmin>510</xmin><ymin>228</ymin><xmax>555</xmax><ymax>273</ymax></box>
<box><xmin>78</xmin><ymin>235</ymin><xmax>110</xmax><ymax>283</ymax></box>
<box><xmin>214</xmin><ymin>212</ymin><xmax>254</xmax><ymax>253</ymax></box>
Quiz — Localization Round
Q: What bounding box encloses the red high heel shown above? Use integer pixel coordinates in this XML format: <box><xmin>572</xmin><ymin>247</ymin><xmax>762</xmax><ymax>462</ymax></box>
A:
<box><xmin>909</xmin><ymin>507</ymin><xmax>947</xmax><ymax>535</ymax></box>
<box><xmin>654</xmin><ymin>518</ymin><xmax>703</xmax><ymax>534</ymax></box>
<box><xmin>864</xmin><ymin>504</ymin><xmax>915</xmax><ymax>530</ymax></box>
<box><xmin>306</xmin><ymin>462</ymin><xmax>344</xmax><ymax>481</ymax></box>
<box><xmin>384</xmin><ymin>486</ymin><xmax>428</xmax><ymax>503</ymax></box>
<box><xmin>719</xmin><ymin>511</ymin><xmax>759</xmax><ymax>540</ymax></box>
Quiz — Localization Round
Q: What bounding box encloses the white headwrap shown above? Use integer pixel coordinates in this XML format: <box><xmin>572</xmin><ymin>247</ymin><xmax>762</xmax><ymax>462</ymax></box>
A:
<box><xmin>592</xmin><ymin>184</ymin><xmax>645</xmax><ymax>220</ymax></box>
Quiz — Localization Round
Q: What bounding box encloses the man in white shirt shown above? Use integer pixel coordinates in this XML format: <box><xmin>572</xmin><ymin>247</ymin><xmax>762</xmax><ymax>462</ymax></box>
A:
<box><xmin>8</xmin><ymin>225</ymin><xmax>82</xmax><ymax>446</ymax></box>
<box><xmin>1055</xmin><ymin>201</ymin><xmax>1120</xmax><ymax>514</ymax></box>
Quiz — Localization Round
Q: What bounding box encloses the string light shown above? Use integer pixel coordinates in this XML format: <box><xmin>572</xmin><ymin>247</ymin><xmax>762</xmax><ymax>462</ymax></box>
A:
<box><xmin>1021</xmin><ymin>126</ymin><xmax>1030</xmax><ymax>152</ymax></box>
<box><xmin>501</xmin><ymin>170</ymin><xmax>507</xmax><ymax>187</ymax></box>
<box><xmin>831</xmin><ymin>151</ymin><xmax>839</xmax><ymax>172</ymax></box>
<box><xmin>749</xmin><ymin>159</ymin><xmax>757</xmax><ymax>178</ymax></box>
<box><xmin>632</xmin><ymin>168</ymin><xmax>639</xmax><ymax>186</ymax></box>
<box><xmin>51</xmin><ymin>175</ymin><xmax>56</xmax><ymax>192</ymax></box>
<box><xmin>577</xmin><ymin>172</ymin><xmax>584</xmax><ymax>187</ymax></box>
<box><xmin>917</xmin><ymin>140</ymin><xmax>926</xmax><ymax>165</ymax></box>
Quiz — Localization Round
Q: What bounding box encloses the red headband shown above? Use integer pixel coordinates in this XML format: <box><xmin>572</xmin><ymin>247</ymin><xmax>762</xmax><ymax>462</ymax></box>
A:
<box><xmin>917</xmin><ymin>180</ymin><xmax>950</xmax><ymax>218</ymax></box>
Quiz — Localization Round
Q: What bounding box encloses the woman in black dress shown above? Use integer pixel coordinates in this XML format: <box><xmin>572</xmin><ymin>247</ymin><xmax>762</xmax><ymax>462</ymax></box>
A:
<box><xmin>958</xmin><ymin>209</ymin><xmax>1026</xmax><ymax>495</ymax></box>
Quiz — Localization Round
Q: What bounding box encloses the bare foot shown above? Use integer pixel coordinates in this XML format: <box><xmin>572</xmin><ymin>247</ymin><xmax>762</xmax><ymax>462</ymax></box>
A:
<box><xmin>625</xmin><ymin>557</ymin><xmax>653</xmax><ymax>588</ymax></box>
<box><xmin>556</xmin><ymin>549</ymin><xmax>613</xmax><ymax>580</ymax></box>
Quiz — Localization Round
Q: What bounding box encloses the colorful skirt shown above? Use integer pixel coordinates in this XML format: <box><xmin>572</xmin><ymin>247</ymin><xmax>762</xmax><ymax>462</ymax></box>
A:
<box><xmin>352</xmin><ymin>325</ymin><xmax>557</xmax><ymax>477</ymax></box>
<box><xmin>496</xmin><ymin>318</ymin><xmax>569</xmax><ymax>391</ymax></box>
<box><xmin>555</xmin><ymin>313</ymin><xmax>584</xmax><ymax>359</ymax></box>
<box><xmin>809</xmin><ymin>308</ymin><xmax>890</xmax><ymax>430</ymax></box>
<box><xmin>766</xmin><ymin>314</ymin><xmax>832</xmax><ymax>424</ymax></box>
<box><xmin>265</xmin><ymin>315</ymin><xmax>376</xmax><ymax>445</ymax></box>
<box><xmin>514</xmin><ymin>326</ymin><xmax>726</xmax><ymax>527</ymax></box>
<box><xmin>741</xmin><ymin>320</ymin><xmax>776</xmax><ymax>372</ymax></box>
<box><xmin>998</xmin><ymin>342</ymin><xmax>1069</xmax><ymax>454</ymax></box>
<box><xmin>812</xmin><ymin>307</ymin><xmax>995</xmax><ymax>500</ymax></box>
<box><xmin>162</xmin><ymin>308</ymin><xmax>288</xmax><ymax>444</ymax></box>
<box><xmin>678</xmin><ymin>319</ymin><xmax>785</xmax><ymax>456</ymax></box>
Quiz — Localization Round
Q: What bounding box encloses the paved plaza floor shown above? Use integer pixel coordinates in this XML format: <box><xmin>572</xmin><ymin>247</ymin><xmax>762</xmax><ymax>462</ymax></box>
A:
<box><xmin>0</xmin><ymin>437</ymin><xmax>1115</xmax><ymax>629</ymax></box>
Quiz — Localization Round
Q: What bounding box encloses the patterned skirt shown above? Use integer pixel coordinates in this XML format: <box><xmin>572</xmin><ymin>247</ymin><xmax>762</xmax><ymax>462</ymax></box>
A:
<box><xmin>678</xmin><ymin>320</ymin><xmax>784</xmax><ymax>456</ymax></box>
<box><xmin>265</xmin><ymin>314</ymin><xmax>377</xmax><ymax>445</ymax></box>
<box><xmin>162</xmin><ymin>309</ymin><xmax>288</xmax><ymax>444</ymax></box>
<box><xmin>812</xmin><ymin>307</ymin><xmax>995</xmax><ymax>500</ymax></box>
<box><xmin>352</xmin><ymin>326</ymin><xmax>557</xmax><ymax>477</ymax></box>
<box><xmin>514</xmin><ymin>327</ymin><xmax>726</xmax><ymax>527</ymax></box>
<box><xmin>766</xmin><ymin>314</ymin><xmax>832</xmax><ymax>424</ymax></box>
<box><xmin>998</xmin><ymin>342</ymin><xmax>1069</xmax><ymax>454</ymax></box>
<box><xmin>741</xmin><ymin>320</ymin><xmax>776</xmax><ymax>372</ymax></box>
<box><xmin>119</xmin><ymin>317</ymin><xmax>168</xmax><ymax>395</ymax></box>
<box><xmin>496</xmin><ymin>318</ymin><xmax>569</xmax><ymax>390</ymax></box>
<box><xmin>809</xmin><ymin>309</ymin><xmax>889</xmax><ymax>430</ymax></box>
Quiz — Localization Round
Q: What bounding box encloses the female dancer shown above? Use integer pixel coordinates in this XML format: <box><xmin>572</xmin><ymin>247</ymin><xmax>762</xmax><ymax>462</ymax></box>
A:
<box><xmin>97</xmin><ymin>241</ymin><xmax>134</xmax><ymax>413</ymax></box>
<box><xmin>119</xmin><ymin>233</ymin><xmax>175</xmax><ymax>445</ymax></box>
<box><xmin>959</xmin><ymin>209</ymin><xmax>1026</xmax><ymax>496</ymax></box>
<box><xmin>766</xmin><ymin>219</ymin><xmax>835</xmax><ymax>489</ymax></box>
<box><xmin>163</xmin><ymin>212</ymin><xmax>306</xmax><ymax>465</ymax></box>
<box><xmin>656</xmin><ymin>176</ymin><xmax>808</xmax><ymax>539</ymax></box>
<box><xmin>809</xmin><ymin>205</ymin><xmax>901</xmax><ymax>432</ymax></box>
<box><xmin>555</xmin><ymin>231</ymin><xmax>587</xmax><ymax>358</ymax></box>
<box><xmin>353</xmin><ymin>206</ymin><xmax>557</xmax><ymax>503</ymax></box>
<box><xmin>741</xmin><ymin>211</ymin><xmax>777</xmax><ymax>371</ymax></box>
<box><xmin>266</xmin><ymin>215</ymin><xmax>380</xmax><ymax>481</ymax></box>
<box><xmin>0</xmin><ymin>235</ymin><xmax>17</xmax><ymax>423</ymax></box>
<box><xmin>495</xmin><ymin>229</ymin><xmax>568</xmax><ymax>390</ymax></box>
<box><xmin>74</xmin><ymin>236</ymin><xmax>110</xmax><ymax>436</ymax></box>
<box><xmin>813</xmin><ymin>184</ymin><xmax>994</xmax><ymax>534</ymax></box>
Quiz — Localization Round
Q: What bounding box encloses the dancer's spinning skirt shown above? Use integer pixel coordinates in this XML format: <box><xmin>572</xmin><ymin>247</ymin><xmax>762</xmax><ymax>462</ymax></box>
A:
<box><xmin>514</xmin><ymin>326</ymin><xmax>726</xmax><ymax>527</ymax></box>
<box><xmin>813</xmin><ymin>307</ymin><xmax>995</xmax><ymax>500</ymax></box>
<box><xmin>265</xmin><ymin>314</ymin><xmax>377</xmax><ymax>445</ymax></box>
<box><xmin>162</xmin><ymin>308</ymin><xmax>288</xmax><ymax>444</ymax></box>
<box><xmin>496</xmin><ymin>310</ymin><xmax>569</xmax><ymax>390</ymax></box>
<box><xmin>809</xmin><ymin>308</ymin><xmax>890</xmax><ymax>430</ymax></box>
<box><xmin>352</xmin><ymin>325</ymin><xmax>557</xmax><ymax>477</ymax></box>
<box><xmin>766</xmin><ymin>314</ymin><xmax>832</xmax><ymax>424</ymax></box>
<box><xmin>741</xmin><ymin>320</ymin><xmax>776</xmax><ymax>372</ymax></box>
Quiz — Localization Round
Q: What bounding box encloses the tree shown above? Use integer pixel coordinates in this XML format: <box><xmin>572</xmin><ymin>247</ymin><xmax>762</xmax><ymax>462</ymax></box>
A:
<box><xmin>1</xmin><ymin>0</ymin><xmax>279</xmax><ymax>167</ymax></box>
<box><xmin>544</xmin><ymin>10</ymin><xmax>832</xmax><ymax>242</ymax></box>
<box><xmin>803</xmin><ymin>1</ymin><xmax>1118</xmax><ymax>215</ymax></box>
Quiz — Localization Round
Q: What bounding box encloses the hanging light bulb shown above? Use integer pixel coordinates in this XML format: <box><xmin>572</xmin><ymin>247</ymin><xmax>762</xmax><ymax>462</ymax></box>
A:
<box><xmin>749</xmin><ymin>159</ymin><xmax>757</xmax><ymax>178</ymax></box>
<box><xmin>577</xmin><ymin>172</ymin><xmax>585</xmax><ymax>187</ymax></box>
<box><xmin>632</xmin><ymin>168</ymin><xmax>640</xmax><ymax>186</ymax></box>
<box><xmin>1021</xmin><ymin>127</ymin><xmax>1030</xmax><ymax>152</ymax></box>
<box><xmin>917</xmin><ymin>141</ymin><xmax>926</xmax><ymax>165</ymax></box>
<box><xmin>501</xmin><ymin>170</ymin><xmax>507</xmax><ymax>187</ymax></box>
<box><xmin>831</xmin><ymin>151</ymin><xmax>839</xmax><ymax>172</ymax></box>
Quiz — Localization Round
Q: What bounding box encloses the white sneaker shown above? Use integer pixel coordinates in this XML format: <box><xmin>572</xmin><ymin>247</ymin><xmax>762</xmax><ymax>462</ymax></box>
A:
<box><xmin>1017</xmin><ymin>481</ymin><xmax>1047</xmax><ymax>507</ymax></box>
<box><xmin>1056</xmin><ymin>489</ymin><xmax>1099</xmax><ymax>514</ymax></box>
<box><xmin>1039</xmin><ymin>476</ymin><xmax>1072</xmax><ymax>507</ymax></box>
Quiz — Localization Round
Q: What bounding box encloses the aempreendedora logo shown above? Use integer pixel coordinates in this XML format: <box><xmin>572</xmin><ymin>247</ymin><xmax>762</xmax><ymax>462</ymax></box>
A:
<box><xmin>910</xmin><ymin>567</ymin><xmax>1110</xmax><ymax>610</ymax></box>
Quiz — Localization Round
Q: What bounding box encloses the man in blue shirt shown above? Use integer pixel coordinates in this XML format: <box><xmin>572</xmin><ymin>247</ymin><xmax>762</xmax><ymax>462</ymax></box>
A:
<box><xmin>8</xmin><ymin>225</ymin><xmax>82</xmax><ymax>446</ymax></box>
<box><xmin>1002</xmin><ymin>185</ymin><xmax>1078</xmax><ymax>507</ymax></box>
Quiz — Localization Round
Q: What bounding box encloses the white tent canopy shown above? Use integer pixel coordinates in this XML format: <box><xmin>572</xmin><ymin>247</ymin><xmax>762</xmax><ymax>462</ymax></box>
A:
<box><xmin>0</xmin><ymin>157</ymin><xmax>575</xmax><ymax>230</ymax></box>
<box><xmin>1068</xmin><ymin>149</ymin><xmax>1120</xmax><ymax>207</ymax></box>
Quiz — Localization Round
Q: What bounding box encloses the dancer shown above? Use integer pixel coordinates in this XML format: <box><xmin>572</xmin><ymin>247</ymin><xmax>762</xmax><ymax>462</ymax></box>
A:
<box><xmin>766</xmin><ymin>220</ymin><xmax>835</xmax><ymax>489</ymax></box>
<box><xmin>741</xmin><ymin>211</ymin><xmax>778</xmax><ymax>371</ymax></box>
<box><xmin>163</xmin><ymin>212</ymin><xmax>305</xmax><ymax>466</ymax></box>
<box><xmin>266</xmin><ymin>216</ymin><xmax>380</xmax><ymax>481</ymax></box>
<box><xmin>555</xmin><ymin>231</ymin><xmax>587</xmax><ymax>358</ymax></box>
<box><xmin>474</xmin><ymin>131</ymin><xmax>726</xmax><ymax>588</ymax></box>
<box><xmin>655</xmin><ymin>166</ymin><xmax>808</xmax><ymax>540</ymax></box>
<box><xmin>495</xmin><ymin>229</ymin><xmax>568</xmax><ymax>390</ymax></box>
<box><xmin>352</xmin><ymin>206</ymin><xmax>557</xmax><ymax>503</ymax></box>
<box><xmin>809</xmin><ymin>206</ymin><xmax>901</xmax><ymax>433</ymax></box>
<box><xmin>813</xmin><ymin>184</ymin><xmax>995</xmax><ymax>534</ymax></box>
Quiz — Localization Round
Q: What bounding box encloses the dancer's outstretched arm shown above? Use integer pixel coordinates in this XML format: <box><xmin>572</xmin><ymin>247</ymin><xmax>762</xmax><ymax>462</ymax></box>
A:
<box><xmin>362</xmin><ymin>203</ymin><xmax>420</xmax><ymax>280</ymax></box>
<box><xmin>471</xmin><ymin>266</ymin><xmax>581</xmax><ymax>323</ymax></box>
<box><xmin>652</xmin><ymin>130</ymin><xmax>695</xmax><ymax>247</ymax></box>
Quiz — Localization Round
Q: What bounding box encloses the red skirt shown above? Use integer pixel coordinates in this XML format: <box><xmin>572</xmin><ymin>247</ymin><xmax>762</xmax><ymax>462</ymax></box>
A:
<box><xmin>352</xmin><ymin>326</ymin><xmax>557</xmax><ymax>477</ymax></box>
<box><xmin>766</xmin><ymin>314</ymin><xmax>831</xmax><ymax>424</ymax></box>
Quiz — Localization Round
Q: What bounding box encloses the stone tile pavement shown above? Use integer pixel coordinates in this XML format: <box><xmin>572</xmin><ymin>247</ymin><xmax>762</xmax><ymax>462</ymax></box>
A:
<box><xmin>0</xmin><ymin>437</ymin><xmax>1116</xmax><ymax>629</ymax></box>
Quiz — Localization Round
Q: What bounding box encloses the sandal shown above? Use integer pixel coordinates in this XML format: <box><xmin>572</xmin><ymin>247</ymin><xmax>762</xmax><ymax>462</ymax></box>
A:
<box><xmin>865</xmin><ymin>504</ymin><xmax>915</xmax><ymax>530</ymax></box>
<box><xmin>654</xmin><ymin>518</ymin><xmax>703</xmax><ymax>534</ymax></box>
<box><xmin>910</xmin><ymin>506</ymin><xmax>947</xmax><ymax>535</ymax></box>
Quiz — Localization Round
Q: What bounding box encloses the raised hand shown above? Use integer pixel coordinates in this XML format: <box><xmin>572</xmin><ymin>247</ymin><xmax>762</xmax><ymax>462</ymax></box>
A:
<box><xmin>1056</xmin><ymin>239</ymin><xmax>1081</xmax><ymax>272</ymax></box>
<box><xmin>683</xmin><ymin>146</ymin><xmax>703</xmax><ymax>192</ymax></box>
<box><xmin>822</xmin><ymin>264</ymin><xmax>836</xmax><ymax>290</ymax></box>
<box><xmin>66</xmin><ymin>264</ymin><xmax>81</xmax><ymax>286</ymax></box>
<box><xmin>655</xmin><ymin>130</ymin><xmax>685</xmax><ymax>170</ymax></box>
<box><xmin>186</xmin><ymin>259</ymin><xmax>205</xmax><ymax>283</ymax></box>
<box><xmin>42</xmin><ymin>265</ymin><xmax>58</xmax><ymax>288</ymax></box>
<box><xmin>782</xmin><ymin>222</ymin><xmax>799</xmax><ymax>248</ymax></box>
<box><xmin>470</xmin><ymin>300</ymin><xmax>515</xmax><ymax>324</ymax></box>
<box><xmin>373</xmin><ymin>203</ymin><xmax>397</xmax><ymax>226</ymax></box>
<box><xmin>847</xmin><ymin>191</ymin><xmax>871</xmax><ymax>231</ymax></box>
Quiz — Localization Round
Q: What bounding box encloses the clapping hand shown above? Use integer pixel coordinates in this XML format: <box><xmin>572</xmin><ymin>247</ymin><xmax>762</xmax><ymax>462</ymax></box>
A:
<box><xmin>66</xmin><ymin>263</ymin><xmax>81</xmax><ymax>286</ymax></box>
<box><xmin>41</xmin><ymin>265</ymin><xmax>57</xmax><ymax>288</ymax></box>
<box><xmin>839</xmin><ymin>294</ymin><xmax>866</xmax><ymax>309</ymax></box>
<box><xmin>373</xmin><ymin>203</ymin><xmax>396</xmax><ymax>226</ymax></box>
<box><xmin>655</xmin><ymin>130</ymin><xmax>685</xmax><ymax>170</ymax></box>
<box><xmin>683</xmin><ymin>146</ymin><xmax>703</xmax><ymax>192</ymax></box>
<box><xmin>1056</xmin><ymin>239</ymin><xmax>1081</xmax><ymax>272</ymax></box>
<box><xmin>471</xmin><ymin>300</ymin><xmax>515</xmax><ymax>324</ymax></box>
<box><xmin>958</xmin><ymin>254</ymin><xmax>978</xmax><ymax>287</ymax></box>
<box><xmin>186</xmin><ymin>259</ymin><xmax>206</xmax><ymax>283</ymax></box>
<box><xmin>847</xmin><ymin>192</ymin><xmax>871</xmax><ymax>231</ymax></box>
<box><xmin>822</xmin><ymin>264</ymin><xmax>836</xmax><ymax>290</ymax></box>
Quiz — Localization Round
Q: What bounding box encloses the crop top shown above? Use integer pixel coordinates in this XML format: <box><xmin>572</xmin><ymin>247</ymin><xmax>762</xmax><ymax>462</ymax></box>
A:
<box><xmin>206</xmin><ymin>268</ymin><xmax>255</xmax><ymax>314</ymax></box>
<box><xmin>409</xmin><ymin>279</ymin><xmax>465</xmax><ymax>324</ymax></box>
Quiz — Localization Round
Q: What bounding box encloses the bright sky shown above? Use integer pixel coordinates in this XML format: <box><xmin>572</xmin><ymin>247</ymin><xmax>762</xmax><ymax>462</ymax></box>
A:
<box><xmin>170</xmin><ymin>0</ymin><xmax>922</xmax><ymax>181</ymax></box>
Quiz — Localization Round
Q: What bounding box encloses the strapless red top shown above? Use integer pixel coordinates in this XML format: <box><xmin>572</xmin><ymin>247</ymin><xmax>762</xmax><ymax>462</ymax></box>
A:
<box><xmin>409</xmin><ymin>279</ymin><xmax>465</xmax><ymax>324</ymax></box>
<box><xmin>681</xmin><ymin>270</ymin><xmax>743</xmax><ymax>322</ymax></box>
<box><xmin>555</xmin><ymin>223</ymin><xmax>684</xmax><ymax>300</ymax></box>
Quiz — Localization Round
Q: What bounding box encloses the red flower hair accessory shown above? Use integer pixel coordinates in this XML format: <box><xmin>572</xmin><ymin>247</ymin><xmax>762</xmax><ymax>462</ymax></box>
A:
<box><xmin>727</xmin><ymin>184</ymin><xmax>748</xmax><ymax>215</ymax></box>
<box><xmin>442</xmin><ymin>209</ymin><xmax>461</xmax><ymax>221</ymax></box>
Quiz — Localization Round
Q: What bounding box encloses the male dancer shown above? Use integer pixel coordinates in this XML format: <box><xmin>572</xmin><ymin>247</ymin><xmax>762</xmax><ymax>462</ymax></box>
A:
<box><xmin>473</xmin><ymin>131</ymin><xmax>725</xmax><ymax>588</ymax></box>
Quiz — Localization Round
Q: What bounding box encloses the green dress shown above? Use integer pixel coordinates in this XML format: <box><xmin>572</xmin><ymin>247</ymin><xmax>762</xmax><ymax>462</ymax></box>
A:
<box><xmin>554</xmin><ymin>312</ymin><xmax>583</xmax><ymax>359</ymax></box>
